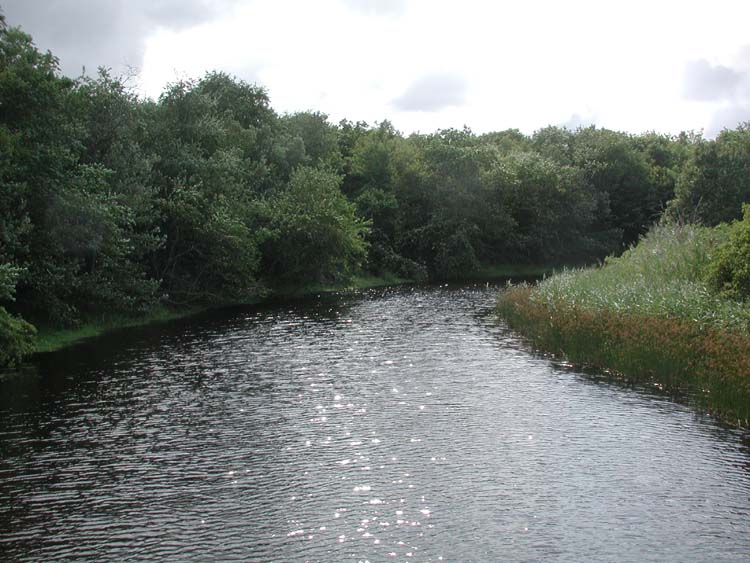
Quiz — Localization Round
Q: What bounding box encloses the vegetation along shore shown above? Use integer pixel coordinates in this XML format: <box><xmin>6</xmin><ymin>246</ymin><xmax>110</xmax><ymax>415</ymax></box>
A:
<box><xmin>498</xmin><ymin>216</ymin><xmax>750</xmax><ymax>425</ymax></box>
<box><xmin>1</xmin><ymin>12</ymin><xmax>750</xmax><ymax>376</ymax></box>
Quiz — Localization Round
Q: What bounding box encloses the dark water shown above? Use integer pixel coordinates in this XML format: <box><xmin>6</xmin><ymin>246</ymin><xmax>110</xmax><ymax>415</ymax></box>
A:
<box><xmin>1</xmin><ymin>284</ymin><xmax>750</xmax><ymax>562</ymax></box>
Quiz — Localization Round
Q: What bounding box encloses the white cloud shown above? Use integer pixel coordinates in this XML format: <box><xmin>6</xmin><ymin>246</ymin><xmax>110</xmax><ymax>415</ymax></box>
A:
<box><xmin>1</xmin><ymin>0</ymin><xmax>240</xmax><ymax>77</ymax></box>
<box><xmin>707</xmin><ymin>105</ymin><xmax>750</xmax><ymax>137</ymax></box>
<box><xmin>683</xmin><ymin>60</ymin><xmax>749</xmax><ymax>102</ymax></box>
<box><xmin>6</xmin><ymin>0</ymin><xmax>750</xmax><ymax>135</ymax></box>
<box><xmin>342</xmin><ymin>0</ymin><xmax>408</xmax><ymax>17</ymax></box>
<box><xmin>392</xmin><ymin>73</ymin><xmax>468</xmax><ymax>112</ymax></box>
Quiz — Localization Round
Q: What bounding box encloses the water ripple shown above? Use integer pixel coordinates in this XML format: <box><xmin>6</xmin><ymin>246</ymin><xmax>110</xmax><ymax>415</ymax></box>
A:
<box><xmin>1</xmin><ymin>284</ymin><xmax>750</xmax><ymax>562</ymax></box>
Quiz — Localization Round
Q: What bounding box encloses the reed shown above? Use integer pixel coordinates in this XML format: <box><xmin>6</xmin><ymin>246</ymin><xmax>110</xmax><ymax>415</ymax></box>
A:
<box><xmin>498</xmin><ymin>223</ymin><xmax>750</xmax><ymax>424</ymax></box>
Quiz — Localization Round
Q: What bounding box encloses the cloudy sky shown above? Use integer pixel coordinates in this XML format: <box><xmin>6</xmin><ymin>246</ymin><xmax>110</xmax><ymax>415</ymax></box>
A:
<box><xmin>3</xmin><ymin>0</ymin><xmax>750</xmax><ymax>137</ymax></box>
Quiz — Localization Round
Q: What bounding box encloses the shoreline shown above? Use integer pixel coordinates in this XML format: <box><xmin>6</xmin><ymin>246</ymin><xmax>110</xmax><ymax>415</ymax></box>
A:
<box><xmin>33</xmin><ymin>274</ymin><xmax>410</xmax><ymax>355</ymax></box>
<box><xmin>497</xmin><ymin>285</ymin><xmax>750</xmax><ymax>426</ymax></box>
<box><xmin>32</xmin><ymin>264</ymin><xmax>555</xmax><ymax>356</ymax></box>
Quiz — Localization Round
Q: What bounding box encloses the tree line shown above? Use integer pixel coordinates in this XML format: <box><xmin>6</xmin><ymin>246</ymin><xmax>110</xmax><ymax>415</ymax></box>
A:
<box><xmin>1</xmin><ymin>17</ymin><xmax>749</xmax><ymax>364</ymax></box>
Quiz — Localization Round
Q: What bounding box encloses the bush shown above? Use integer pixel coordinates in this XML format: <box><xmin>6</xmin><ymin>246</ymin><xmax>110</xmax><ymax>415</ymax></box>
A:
<box><xmin>0</xmin><ymin>306</ymin><xmax>36</xmax><ymax>367</ymax></box>
<box><xmin>707</xmin><ymin>204</ymin><xmax>750</xmax><ymax>301</ymax></box>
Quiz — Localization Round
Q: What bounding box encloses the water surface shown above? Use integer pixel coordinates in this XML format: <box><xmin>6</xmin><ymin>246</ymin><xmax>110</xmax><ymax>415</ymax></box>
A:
<box><xmin>1</xmin><ymin>284</ymin><xmax>749</xmax><ymax>562</ymax></box>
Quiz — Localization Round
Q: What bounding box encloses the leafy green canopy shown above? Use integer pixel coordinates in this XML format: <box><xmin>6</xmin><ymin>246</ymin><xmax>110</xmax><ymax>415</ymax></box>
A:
<box><xmin>2</xmin><ymin>13</ymin><xmax>750</xmax><ymax>367</ymax></box>
<box><xmin>669</xmin><ymin>125</ymin><xmax>750</xmax><ymax>225</ymax></box>
<box><xmin>263</xmin><ymin>166</ymin><xmax>369</xmax><ymax>284</ymax></box>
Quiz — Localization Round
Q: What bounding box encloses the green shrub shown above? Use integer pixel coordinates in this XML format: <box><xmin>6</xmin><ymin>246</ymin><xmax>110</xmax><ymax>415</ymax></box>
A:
<box><xmin>707</xmin><ymin>204</ymin><xmax>750</xmax><ymax>301</ymax></box>
<box><xmin>0</xmin><ymin>306</ymin><xmax>36</xmax><ymax>367</ymax></box>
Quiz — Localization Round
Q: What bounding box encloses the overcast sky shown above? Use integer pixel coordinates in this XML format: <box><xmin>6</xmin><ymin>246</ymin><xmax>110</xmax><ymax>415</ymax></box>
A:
<box><xmin>3</xmin><ymin>0</ymin><xmax>750</xmax><ymax>137</ymax></box>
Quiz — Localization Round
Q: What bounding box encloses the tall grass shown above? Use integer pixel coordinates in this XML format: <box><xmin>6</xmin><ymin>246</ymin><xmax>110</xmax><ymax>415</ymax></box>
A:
<box><xmin>498</xmin><ymin>223</ymin><xmax>750</xmax><ymax>424</ymax></box>
<box><xmin>535</xmin><ymin>223</ymin><xmax>750</xmax><ymax>331</ymax></box>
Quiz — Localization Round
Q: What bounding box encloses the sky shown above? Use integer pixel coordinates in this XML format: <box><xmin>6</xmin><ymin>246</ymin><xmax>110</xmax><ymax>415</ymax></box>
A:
<box><xmin>3</xmin><ymin>0</ymin><xmax>750</xmax><ymax>137</ymax></box>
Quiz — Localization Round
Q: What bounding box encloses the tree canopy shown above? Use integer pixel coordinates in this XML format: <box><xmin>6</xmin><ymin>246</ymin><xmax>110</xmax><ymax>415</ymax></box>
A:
<box><xmin>1</xmin><ymin>18</ymin><xmax>750</xmax><ymax>365</ymax></box>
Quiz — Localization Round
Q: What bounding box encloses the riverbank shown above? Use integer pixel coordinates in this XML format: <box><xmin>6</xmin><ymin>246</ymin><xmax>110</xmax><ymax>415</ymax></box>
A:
<box><xmin>33</xmin><ymin>264</ymin><xmax>554</xmax><ymax>356</ymax></box>
<box><xmin>33</xmin><ymin>273</ymin><xmax>413</xmax><ymax>354</ymax></box>
<box><xmin>498</xmin><ymin>224</ymin><xmax>750</xmax><ymax>425</ymax></box>
<box><xmin>9</xmin><ymin>282</ymin><xmax>750</xmax><ymax>562</ymax></box>
<box><xmin>33</xmin><ymin>306</ymin><xmax>211</xmax><ymax>354</ymax></box>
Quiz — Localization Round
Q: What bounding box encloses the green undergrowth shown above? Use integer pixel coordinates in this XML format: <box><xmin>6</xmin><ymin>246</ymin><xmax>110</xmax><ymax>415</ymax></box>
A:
<box><xmin>33</xmin><ymin>305</ymin><xmax>211</xmax><ymax>354</ymax></box>
<box><xmin>34</xmin><ymin>265</ymin><xmax>557</xmax><ymax>357</ymax></box>
<box><xmin>33</xmin><ymin>273</ymin><xmax>412</xmax><ymax>354</ymax></box>
<box><xmin>498</xmin><ymin>223</ymin><xmax>750</xmax><ymax>424</ymax></box>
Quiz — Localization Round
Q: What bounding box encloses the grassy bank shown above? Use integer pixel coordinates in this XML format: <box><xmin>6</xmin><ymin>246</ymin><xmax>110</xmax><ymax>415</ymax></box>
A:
<box><xmin>498</xmin><ymin>224</ymin><xmax>750</xmax><ymax>424</ymax></box>
<box><xmin>34</xmin><ymin>263</ymin><xmax>558</xmax><ymax>356</ymax></box>
<box><xmin>33</xmin><ymin>273</ymin><xmax>412</xmax><ymax>354</ymax></box>
<box><xmin>33</xmin><ymin>305</ymin><xmax>214</xmax><ymax>354</ymax></box>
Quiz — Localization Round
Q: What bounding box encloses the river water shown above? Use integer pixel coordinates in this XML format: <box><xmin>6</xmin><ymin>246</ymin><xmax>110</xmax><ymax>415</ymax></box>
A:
<box><xmin>1</xmin><ymin>284</ymin><xmax>749</xmax><ymax>562</ymax></box>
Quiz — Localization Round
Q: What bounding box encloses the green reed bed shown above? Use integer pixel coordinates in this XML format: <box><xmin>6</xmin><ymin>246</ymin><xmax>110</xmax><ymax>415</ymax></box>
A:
<box><xmin>498</xmin><ymin>223</ymin><xmax>750</xmax><ymax>424</ymax></box>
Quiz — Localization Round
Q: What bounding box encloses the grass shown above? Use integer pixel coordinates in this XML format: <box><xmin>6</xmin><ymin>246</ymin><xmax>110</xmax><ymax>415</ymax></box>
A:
<box><xmin>532</xmin><ymin>224</ymin><xmax>750</xmax><ymax>331</ymax></box>
<box><xmin>33</xmin><ymin>305</ymin><xmax>212</xmax><ymax>354</ymax></box>
<box><xmin>33</xmin><ymin>273</ymin><xmax>413</xmax><ymax>354</ymax></box>
<box><xmin>498</xmin><ymin>223</ymin><xmax>750</xmax><ymax>424</ymax></box>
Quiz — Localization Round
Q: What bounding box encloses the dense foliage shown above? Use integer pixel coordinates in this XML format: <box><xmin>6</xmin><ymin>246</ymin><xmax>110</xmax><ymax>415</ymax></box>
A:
<box><xmin>668</xmin><ymin>126</ymin><xmax>750</xmax><ymax>225</ymax></box>
<box><xmin>0</xmin><ymin>263</ymin><xmax>35</xmax><ymax>366</ymax></box>
<box><xmin>706</xmin><ymin>204</ymin><xmax>750</xmax><ymax>301</ymax></box>
<box><xmin>1</xmin><ymin>17</ymin><xmax>749</xmax><ymax>365</ymax></box>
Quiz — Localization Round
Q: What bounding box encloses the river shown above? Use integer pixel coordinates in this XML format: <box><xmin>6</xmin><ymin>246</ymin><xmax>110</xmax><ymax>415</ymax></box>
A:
<box><xmin>1</xmin><ymin>283</ymin><xmax>749</xmax><ymax>562</ymax></box>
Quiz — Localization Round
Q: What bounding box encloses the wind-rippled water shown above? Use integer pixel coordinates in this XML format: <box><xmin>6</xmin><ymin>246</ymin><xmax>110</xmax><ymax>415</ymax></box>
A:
<box><xmin>1</xmin><ymin>284</ymin><xmax>750</xmax><ymax>562</ymax></box>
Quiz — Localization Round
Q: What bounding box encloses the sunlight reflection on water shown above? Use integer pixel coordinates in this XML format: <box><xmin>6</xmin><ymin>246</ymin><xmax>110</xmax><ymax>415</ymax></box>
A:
<box><xmin>0</xmin><ymin>284</ymin><xmax>749</xmax><ymax>562</ymax></box>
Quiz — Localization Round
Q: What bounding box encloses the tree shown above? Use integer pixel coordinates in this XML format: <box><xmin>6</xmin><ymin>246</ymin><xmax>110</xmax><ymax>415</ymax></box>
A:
<box><xmin>0</xmin><ymin>24</ymin><xmax>82</xmax><ymax>324</ymax></box>
<box><xmin>263</xmin><ymin>166</ymin><xmax>369</xmax><ymax>284</ymax></box>
<box><xmin>65</xmin><ymin>71</ymin><xmax>162</xmax><ymax>314</ymax></box>
<box><xmin>479</xmin><ymin>128</ymin><xmax>531</xmax><ymax>155</ymax></box>
<box><xmin>531</xmin><ymin>126</ymin><xmax>575</xmax><ymax>165</ymax></box>
<box><xmin>343</xmin><ymin>122</ymin><xmax>426</xmax><ymax>278</ymax></box>
<box><xmin>572</xmin><ymin>127</ymin><xmax>660</xmax><ymax>249</ymax></box>
<box><xmin>147</xmin><ymin>74</ymin><xmax>275</xmax><ymax>303</ymax></box>
<box><xmin>482</xmin><ymin>152</ymin><xmax>597</xmax><ymax>262</ymax></box>
<box><xmin>404</xmin><ymin>129</ymin><xmax>488</xmax><ymax>277</ymax></box>
<box><xmin>669</xmin><ymin>124</ymin><xmax>750</xmax><ymax>225</ymax></box>
<box><xmin>281</xmin><ymin>111</ymin><xmax>342</xmax><ymax>172</ymax></box>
